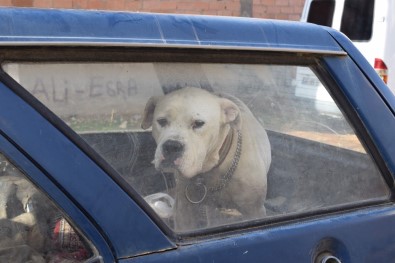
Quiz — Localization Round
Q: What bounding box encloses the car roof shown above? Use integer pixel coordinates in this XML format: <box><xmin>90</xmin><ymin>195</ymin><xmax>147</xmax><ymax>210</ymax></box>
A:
<box><xmin>0</xmin><ymin>7</ymin><xmax>344</xmax><ymax>54</ymax></box>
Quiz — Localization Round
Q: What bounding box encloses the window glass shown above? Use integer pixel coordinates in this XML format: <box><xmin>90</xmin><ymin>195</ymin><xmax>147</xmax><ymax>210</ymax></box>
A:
<box><xmin>340</xmin><ymin>0</ymin><xmax>374</xmax><ymax>41</ymax></box>
<box><xmin>3</xmin><ymin>61</ymin><xmax>389</xmax><ymax>233</ymax></box>
<box><xmin>307</xmin><ymin>0</ymin><xmax>335</xmax><ymax>27</ymax></box>
<box><xmin>0</xmin><ymin>153</ymin><xmax>98</xmax><ymax>262</ymax></box>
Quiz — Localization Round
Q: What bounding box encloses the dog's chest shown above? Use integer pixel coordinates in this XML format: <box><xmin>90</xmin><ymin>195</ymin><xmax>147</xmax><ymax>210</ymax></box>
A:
<box><xmin>174</xmin><ymin>174</ymin><xmax>241</xmax><ymax>231</ymax></box>
<box><xmin>177</xmin><ymin>171</ymin><xmax>237</xmax><ymax>208</ymax></box>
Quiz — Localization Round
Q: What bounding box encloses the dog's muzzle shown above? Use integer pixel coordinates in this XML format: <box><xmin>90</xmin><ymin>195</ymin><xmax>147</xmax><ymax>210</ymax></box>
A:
<box><xmin>161</xmin><ymin>140</ymin><xmax>184</xmax><ymax>166</ymax></box>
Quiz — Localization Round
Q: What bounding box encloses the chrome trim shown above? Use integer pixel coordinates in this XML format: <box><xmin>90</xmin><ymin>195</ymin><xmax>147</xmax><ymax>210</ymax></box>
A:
<box><xmin>0</xmin><ymin>41</ymin><xmax>347</xmax><ymax>55</ymax></box>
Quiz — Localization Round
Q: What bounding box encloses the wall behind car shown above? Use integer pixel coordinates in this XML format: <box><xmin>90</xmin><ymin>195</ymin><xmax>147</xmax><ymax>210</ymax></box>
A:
<box><xmin>0</xmin><ymin>0</ymin><xmax>304</xmax><ymax>20</ymax></box>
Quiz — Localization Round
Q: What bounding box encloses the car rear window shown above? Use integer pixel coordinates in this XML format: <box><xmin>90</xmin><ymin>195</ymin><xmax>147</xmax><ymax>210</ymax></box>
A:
<box><xmin>2</xmin><ymin>54</ymin><xmax>389</xmax><ymax>233</ymax></box>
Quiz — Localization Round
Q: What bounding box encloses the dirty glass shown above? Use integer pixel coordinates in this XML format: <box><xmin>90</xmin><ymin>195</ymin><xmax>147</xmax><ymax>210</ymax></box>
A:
<box><xmin>3</xmin><ymin>61</ymin><xmax>389</xmax><ymax>233</ymax></box>
<box><xmin>0</xmin><ymin>153</ymin><xmax>99</xmax><ymax>262</ymax></box>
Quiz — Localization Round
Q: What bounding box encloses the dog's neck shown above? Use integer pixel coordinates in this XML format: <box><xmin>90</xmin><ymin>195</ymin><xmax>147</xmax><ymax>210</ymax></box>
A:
<box><xmin>183</xmin><ymin>128</ymin><xmax>242</xmax><ymax>204</ymax></box>
<box><xmin>216</xmin><ymin>127</ymin><xmax>235</xmax><ymax>169</ymax></box>
<box><xmin>199</xmin><ymin>128</ymin><xmax>242</xmax><ymax>190</ymax></box>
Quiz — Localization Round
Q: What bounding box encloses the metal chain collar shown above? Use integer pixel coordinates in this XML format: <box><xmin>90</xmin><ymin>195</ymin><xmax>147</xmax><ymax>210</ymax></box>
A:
<box><xmin>185</xmin><ymin>129</ymin><xmax>242</xmax><ymax>204</ymax></box>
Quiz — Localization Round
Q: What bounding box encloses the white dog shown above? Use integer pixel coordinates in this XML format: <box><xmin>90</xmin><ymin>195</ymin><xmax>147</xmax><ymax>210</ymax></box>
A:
<box><xmin>142</xmin><ymin>87</ymin><xmax>271</xmax><ymax>231</ymax></box>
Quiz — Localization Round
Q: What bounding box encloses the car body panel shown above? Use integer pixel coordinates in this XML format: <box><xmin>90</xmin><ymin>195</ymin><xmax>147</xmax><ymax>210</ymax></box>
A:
<box><xmin>0</xmin><ymin>8</ymin><xmax>343</xmax><ymax>54</ymax></box>
<box><xmin>0</xmin><ymin>7</ymin><xmax>394</xmax><ymax>262</ymax></box>
<box><xmin>120</xmin><ymin>205</ymin><xmax>395</xmax><ymax>263</ymax></box>
<box><xmin>326</xmin><ymin>28</ymin><xmax>395</xmax><ymax>115</ymax></box>
<box><xmin>322</xmin><ymin>55</ymin><xmax>395</xmax><ymax>182</ymax></box>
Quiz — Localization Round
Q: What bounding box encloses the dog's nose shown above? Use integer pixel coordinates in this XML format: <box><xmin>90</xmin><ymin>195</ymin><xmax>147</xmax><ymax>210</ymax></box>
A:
<box><xmin>162</xmin><ymin>140</ymin><xmax>184</xmax><ymax>158</ymax></box>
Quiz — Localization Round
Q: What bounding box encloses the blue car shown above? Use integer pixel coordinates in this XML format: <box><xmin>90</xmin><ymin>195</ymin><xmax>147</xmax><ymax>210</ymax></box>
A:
<box><xmin>0</xmin><ymin>8</ymin><xmax>394</xmax><ymax>263</ymax></box>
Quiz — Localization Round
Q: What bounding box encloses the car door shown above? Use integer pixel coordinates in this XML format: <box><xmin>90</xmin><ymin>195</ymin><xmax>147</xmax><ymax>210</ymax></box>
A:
<box><xmin>0</xmin><ymin>55</ymin><xmax>176</xmax><ymax>261</ymax></box>
<box><xmin>1</xmin><ymin>44</ymin><xmax>394</xmax><ymax>262</ymax></box>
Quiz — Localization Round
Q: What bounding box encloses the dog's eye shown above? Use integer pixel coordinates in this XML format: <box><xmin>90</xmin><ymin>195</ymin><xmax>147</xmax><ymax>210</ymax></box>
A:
<box><xmin>192</xmin><ymin>120</ymin><xmax>205</xmax><ymax>129</ymax></box>
<box><xmin>157</xmin><ymin>118</ymin><xmax>168</xmax><ymax>127</ymax></box>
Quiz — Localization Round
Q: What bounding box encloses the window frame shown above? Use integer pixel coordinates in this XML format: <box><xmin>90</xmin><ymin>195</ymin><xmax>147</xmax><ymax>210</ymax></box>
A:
<box><xmin>0</xmin><ymin>46</ymin><xmax>392</xmax><ymax>242</ymax></box>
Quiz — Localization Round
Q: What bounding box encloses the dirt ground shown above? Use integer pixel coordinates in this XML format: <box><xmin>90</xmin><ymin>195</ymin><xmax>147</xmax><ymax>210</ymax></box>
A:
<box><xmin>287</xmin><ymin>130</ymin><xmax>365</xmax><ymax>153</ymax></box>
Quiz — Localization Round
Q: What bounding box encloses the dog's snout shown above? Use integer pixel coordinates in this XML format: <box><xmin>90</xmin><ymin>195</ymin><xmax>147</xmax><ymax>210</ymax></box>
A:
<box><xmin>162</xmin><ymin>140</ymin><xmax>184</xmax><ymax>156</ymax></box>
<box><xmin>162</xmin><ymin>140</ymin><xmax>184</xmax><ymax>160</ymax></box>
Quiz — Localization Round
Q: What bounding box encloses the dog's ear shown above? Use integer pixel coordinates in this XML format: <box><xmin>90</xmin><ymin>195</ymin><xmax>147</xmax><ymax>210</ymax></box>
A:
<box><xmin>219</xmin><ymin>98</ymin><xmax>241</xmax><ymax>129</ymax></box>
<box><xmin>141</xmin><ymin>96</ymin><xmax>160</xmax><ymax>130</ymax></box>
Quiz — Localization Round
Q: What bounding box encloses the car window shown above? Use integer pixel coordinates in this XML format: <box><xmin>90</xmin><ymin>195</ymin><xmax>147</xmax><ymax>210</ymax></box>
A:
<box><xmin>307</xmin><ymin>0</ymin><xmax>336</xmax><ymax>27</ymax></box>
<box><xmin>340</xmin><ymin>0</ymin><xmax>374</xmax><ymax>41</ymax></box>
<box><xmin>2</xmin><ymin>60</ymin><xmax>389</xmax><ymax>233</ymax></box>
<box><xmin>0</xmin><ymin>152</ymin><xmax>98</xmax><ymax>262</ymax></box>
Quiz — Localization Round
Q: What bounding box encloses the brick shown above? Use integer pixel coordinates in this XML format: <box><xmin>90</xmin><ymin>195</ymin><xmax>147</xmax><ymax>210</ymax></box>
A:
<box><xmin>34</xmin><ymin>0</ymin><xmax>51</xmax><ymax>8</ymax></box>
<box><xmin>73</xmin><ymin>0</ymin><xmax>88</xmax><ymax>9</ymax></box>
<box><xmin>12</xmin><ymin>0</ymin><xmax>33</xmax><ymax>6</ymax></box>
<box><xmin>0</xmin><ymin>0</ymin><xmax>12</xmax><ymax>5</ymax></box>
<box><xmin>176</xmin><ymin>2</ymin><xmax>191</xmax><ymax>11</ymax></box>
<box><xmin>193</xmin><ymin>1</ymin><xmax>209</xmax><ymax>10</ymax></box>
<box><xmin>142</xmin><ymin>0</ymin><xmax>159</xmax><ymax>10</ymax></box>
<box><xmin>253</xmin><ymin>5</ymin><xmax>267</xmax><ymax>16</ymax></box>
<box><xmin>288</xmin><ymin>14</ymin><xmax>301</xmax><ymax>21</ymax></box>
<box><xmin>107</xmin><ymin>0</ymin><xmax>125</xmax><ymax>10</ymax></box>
<box><xmin>275</xmin><ymin>0</ymin><xmax>288</xmax><ymax>6</ymax></box>
<box><xmin>266</xmin><ymin>5</ymin><xmax>280</xmax><ymax>14</ymax></box>
<box><xmin>275</xmin><ymin>13</ymin><xmax>288</xmax><ymax>20</ymax></box>
<box><xmin>294</xmin><ymin>3</ymin><xmax>304</xmax><ymax>13</ymax></box>
<box><xmin>295</xmin><ymin>0</ymin><xmax>305</xmax><ymax>6</ymax></box>
<box><xmin>264</xmin><ymin>13</ymin><xmax>276</xmax><ymax>19</ymax></box>
<box><xmin>225</xmin><ymin>2</ymin><xmax>240</xmax><ymax>11</ymax></box>
<box><xmin>208</xmin><ymin>1</ymin><xmax>226</xmax><ymax>10</ymax></box>
<box><xmin>185</xmin><ymin>10</ymin><xmax>201</xmax><ymax>14</ymax></box>
<box><xmin>280</xmin><ymin>6</ymin><xmax>293</xmax><ymax>14</ymax></box>
<box><xmin>147</xmin><ymin>8</ymin><xmax>166</xmax><ymax>13</ymax></box>
<box><xmin>124</xmin><ymin>0</ymin><xmax>141</xmax><ymax>11</ymax></box>
<box><xmin>87</xmin><ymin>0</ymin><xmax>106</xmax><ymax>10</ymax></box>
<box><xmin>53</xmin><ymin>0</ymin><xmax>72</xmax><ymax>8</ymax></box>
<box><xmin>231</xmin><ymin>10</ymin><xmax>241</xmax><ymax>16</ymax></box>
<box><xmin>216</xmin><ymin>10</ymin><xmax>233</xmax><ymax>16</ymax></box>
<box><xmin>203</xmin><ymin>9</ymin><xmax>218</xmax><ymax>15</ymax></box>
<box><xmin>159</xmin><ymin>1</ymin><xmax>177</xmax><ymax>11</ymax></box>
<box><xmin>262</xmin><ymin>0</ymin><xmax>275</xmax><ymax>6</ymax></box>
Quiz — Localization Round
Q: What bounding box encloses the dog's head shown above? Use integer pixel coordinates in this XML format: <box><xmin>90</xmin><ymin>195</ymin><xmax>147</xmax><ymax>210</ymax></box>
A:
<box><xmin>141</xmin><ymin>87</ymin><xmax>241</xmax><ymax>178</ymax></box>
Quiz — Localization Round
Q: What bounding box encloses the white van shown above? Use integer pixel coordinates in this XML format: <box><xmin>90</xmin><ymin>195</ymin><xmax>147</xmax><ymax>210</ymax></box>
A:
<box><xmin>295</xmin><ymin>0</ymin><xmax>394</xmax><ymax>117</ymax></box>
<box><xmin>302</xmin><ymin>0</ymin><xmax>394</xmax><ymax>90</ymax></box>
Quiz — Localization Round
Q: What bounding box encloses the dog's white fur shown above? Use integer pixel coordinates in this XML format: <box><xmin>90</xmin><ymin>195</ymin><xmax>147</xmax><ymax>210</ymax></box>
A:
<box><xmin>142</xmin><ymin>87</ymin><xmax>271</xmax><ymax>230</ymax></box>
